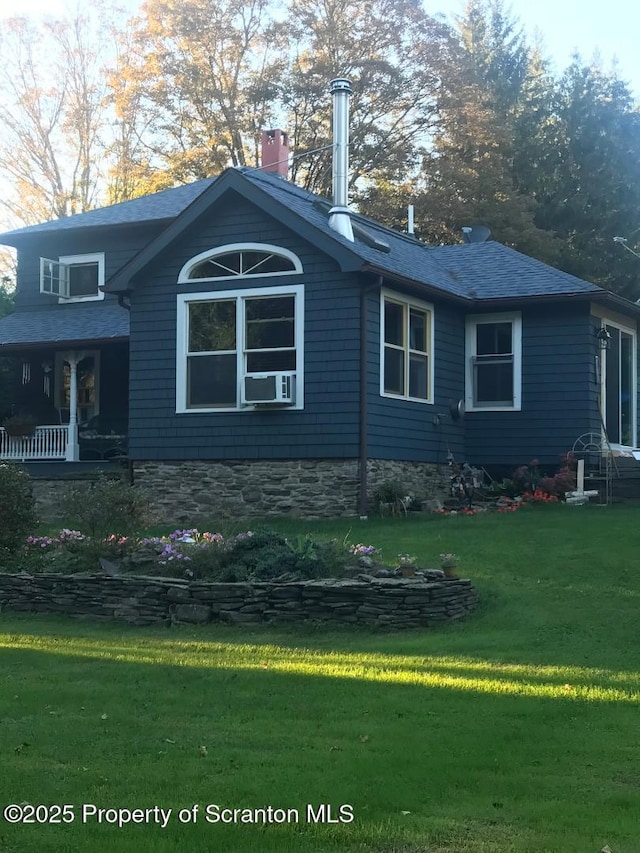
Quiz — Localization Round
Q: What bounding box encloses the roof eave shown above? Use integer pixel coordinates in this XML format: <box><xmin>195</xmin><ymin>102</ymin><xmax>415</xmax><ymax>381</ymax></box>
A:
<box><xmin>470</xmin><ymin>290</ymin><xmax>640</xmax><ymax>316</ymax></box>
<box><xmin>0</xmin><ymin>217</ymin><xmax>174</xmax><ymax>249</ymax></box>
<box><xmin>360</xmin><ymin>263</ymin><xmax>470</xmax><ymax>304</ymax></box>
<box><xmin>0</xmin><ymin>334</ymin><xmax>129</xmax><ymax>352</ymax></box>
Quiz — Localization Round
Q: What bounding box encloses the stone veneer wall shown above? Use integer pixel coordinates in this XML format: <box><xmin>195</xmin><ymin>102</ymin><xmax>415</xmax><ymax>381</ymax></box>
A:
<box><xmin>132</xmin><ymin>458</ymin><xmax>449</xmax><ymax>523</ymax></box>
<box><xmin>0</xmin><ymin>573</ymin><xmax>477</xmax><ymax>629</ymax></box>
<box><xmin>29</xmin><ymin>477</ymin><xmax>93</xmax><ymax>522</ymax></box>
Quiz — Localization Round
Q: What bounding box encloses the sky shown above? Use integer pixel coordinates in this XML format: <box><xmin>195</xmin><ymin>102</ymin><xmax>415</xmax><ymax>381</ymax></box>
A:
<box><xmin>0</xmin><ymin>0</ymin><xmax>638</xmax><ymax>97</ymax></box>
<box><xmin>506</xmin><ymin>0</ymin><xmax>640</xmax><ymax>96</ymax></box>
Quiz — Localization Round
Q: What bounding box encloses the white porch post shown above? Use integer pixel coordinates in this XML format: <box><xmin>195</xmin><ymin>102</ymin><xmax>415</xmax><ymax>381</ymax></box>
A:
<box><xmin>63</xmin><ymin>352</ymin><xmax>85</xmax><ymax>462</ymax></box>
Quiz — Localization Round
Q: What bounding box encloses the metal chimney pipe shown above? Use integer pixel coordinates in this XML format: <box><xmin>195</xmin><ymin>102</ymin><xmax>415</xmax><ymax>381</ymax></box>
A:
<box><xmin>329</xmin><ymin>78</ymin><xmax>354</xmax><ymax>242</ymax></box>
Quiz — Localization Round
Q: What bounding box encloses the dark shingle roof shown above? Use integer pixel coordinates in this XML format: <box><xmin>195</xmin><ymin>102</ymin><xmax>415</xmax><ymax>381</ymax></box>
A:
<box><xmin>0</xmin><ymin>166</ymin><xmax>612</xmax><ymax>304</ymax></box>
<box><xmin>240</xmin><ymin>169</ymin><xmax>467</xmax><ymax>297</ymax></box>
<box><xmin>235</xmin><ymin>170</ymin><xmax>607</xmax><ymax>301</ymax></box>
<box><xmin>0</xmin><ymin>179</ymin><xmax>216</xmax><ymax>239</ymax></box>
<box><xmin>428</xmin><ymin>241</ymin><xmax>602</xmax><ymax>299</ymax></box>
<box><xmin>0</xmin><ymin>303</ymin><xmax>129</xmax><ymax>348</ymax></box>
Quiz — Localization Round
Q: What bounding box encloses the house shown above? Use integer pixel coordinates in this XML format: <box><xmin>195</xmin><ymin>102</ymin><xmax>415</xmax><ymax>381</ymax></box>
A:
<box><xmin>0</xmin><ymin>80</ymin><xmax>638</xmax><ymax>519</ymax></box>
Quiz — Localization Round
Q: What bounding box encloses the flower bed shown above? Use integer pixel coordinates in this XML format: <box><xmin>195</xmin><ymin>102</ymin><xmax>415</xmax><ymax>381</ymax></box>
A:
<box><xmin>0</xmin><ymin>526</ymin><xmax>479</xmax><ymax>629</ymax></box>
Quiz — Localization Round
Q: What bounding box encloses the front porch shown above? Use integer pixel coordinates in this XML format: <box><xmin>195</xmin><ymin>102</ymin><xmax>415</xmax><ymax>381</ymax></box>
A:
<box><xmin>0</xmin><ymin>340</ymin><xmax>128</xmax><ymax>463</ymax></box>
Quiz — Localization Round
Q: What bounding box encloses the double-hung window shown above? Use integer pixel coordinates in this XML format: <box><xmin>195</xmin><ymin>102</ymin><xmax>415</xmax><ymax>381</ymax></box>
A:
<box><xmin>40</xmin><ymin>253</ymin><xmax>105</xmax><ymax>302</ymax></box>
<box><xmin>381</xmin><ymin>290</ymin><xmax>433</xmax><ymax>403</ymax></box>
<box><xmin>466</xmin><ymin>313</ymin><xmax>522</xmax><ymax>410</ymax></box>
<box><xmin>177</xmin><ymin>285</ymin><xmax>304</xmax><ymax>412</ymax></box>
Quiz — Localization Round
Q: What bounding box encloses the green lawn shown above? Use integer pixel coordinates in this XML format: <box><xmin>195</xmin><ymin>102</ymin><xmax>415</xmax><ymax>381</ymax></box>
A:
<box><xmin>1</xmin><ymin>504</ymin><xmax>640</xmax><ymax>852</ymax></box>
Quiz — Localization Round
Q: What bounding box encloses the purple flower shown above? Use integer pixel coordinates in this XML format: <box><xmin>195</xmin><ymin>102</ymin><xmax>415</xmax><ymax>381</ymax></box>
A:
<box><xmin>350</xmin><ymin>543</ymin><xmax>378</xmax><ymax>556</ymax></box>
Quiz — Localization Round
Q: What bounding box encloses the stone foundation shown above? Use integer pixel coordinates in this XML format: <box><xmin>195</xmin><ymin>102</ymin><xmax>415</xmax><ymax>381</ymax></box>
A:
<box><xmin>132</xmin><ymin>458</ymin><xmax>449</xmax><ymax>522</ymax></box>
<box><xmin>24</xmin><ymin>458</ymin><xmax>449</xmax><ymax>523</ymax></box>
<box><xmin>367</xmin><ymin>459</ymin><xmax>449</xmax><ymax>506</ymax></box>
<box><xmin>0</xmin><ymin>572</ymin><xmax>478</xmax><ymax>630</ymax></box>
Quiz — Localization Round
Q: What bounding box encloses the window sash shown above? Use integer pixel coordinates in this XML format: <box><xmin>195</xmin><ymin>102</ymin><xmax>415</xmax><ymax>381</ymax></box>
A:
<box><xmin>40</xmin><ymin>258</ymin><xmax>69</xmax><ymax>297</ymax></box>
<box><xmin>473</xmin><ymin>355</ymin><xmax>514</xmax><ymax>407</ymax></box>
<box><xmin>181</xmin><ymin>244</ymin><xmax>302</xmax><ymax>282</ymax></box>
<box><xmin>187</xmin><ymin>353</ymin><xmax>237</xmax><ymax>408</ymax></box>
<box><xmin>382</xmin><ymin>296</ymin><xmax>431</xmax><ymax>401</ymax></box>
<box><xmin>466</xmin><ymin>314</ymin><xmax>521</xmax><ymax>411</ymax></box>
<box><xmin>67</xmin><ymin>263</ymin><xmax>99</xmax><ymax>298</ymax></box>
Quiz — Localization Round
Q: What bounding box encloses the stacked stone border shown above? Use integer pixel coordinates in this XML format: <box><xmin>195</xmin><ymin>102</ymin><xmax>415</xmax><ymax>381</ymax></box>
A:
<box><xmin>0</xmin><ymin>573</ymin><xmax>477</xmax><ymax>629</ymax></box>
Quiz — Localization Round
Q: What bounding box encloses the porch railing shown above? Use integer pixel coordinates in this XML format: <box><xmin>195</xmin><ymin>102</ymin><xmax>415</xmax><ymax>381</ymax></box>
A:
<box><xmin>0</xmin><ymin>425</ymin><xmax>68</xmax><ymax>461</ymax></box>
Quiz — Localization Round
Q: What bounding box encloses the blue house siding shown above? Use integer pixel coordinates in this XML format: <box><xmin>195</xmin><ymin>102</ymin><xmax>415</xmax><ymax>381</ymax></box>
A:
<box><xmin>98</xmin><ymin>343</ymin><xmax>129</xmax><ymax>415</ymax></box>
<box><xmin>465</xmin><ymin>303</ymin><xmax>599</xmax><ymax>467</ymax></box>
<box><xmin>365</xmin><ymin>290</ymin><xmax>465</xmax><ymax>464</ymax></box>
<box><xmin>128</xmin><ymin>194</ymin><xmax>362</xmax><ymax>461</ymax></box>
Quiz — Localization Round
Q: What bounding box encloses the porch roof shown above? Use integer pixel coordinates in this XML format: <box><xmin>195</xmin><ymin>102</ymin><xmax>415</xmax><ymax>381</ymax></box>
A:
<box><xmin>0</xmin><ymin>303</ymin><xmax>129</xmax><ymax>350</ymax></box>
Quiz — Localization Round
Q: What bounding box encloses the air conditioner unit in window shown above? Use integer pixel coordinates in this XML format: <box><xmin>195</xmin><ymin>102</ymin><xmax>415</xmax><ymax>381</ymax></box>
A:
<box><xmin>242</xmin><ymin>373</ymin><xmax>295</xmax><ymax>406</ymax></box>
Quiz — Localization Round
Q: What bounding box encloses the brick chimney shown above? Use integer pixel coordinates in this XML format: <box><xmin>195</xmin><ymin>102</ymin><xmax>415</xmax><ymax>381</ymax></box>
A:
<box><xmin>261</xmin><ymin>130</ymin><xmax>289</xmax><ymax>177</ymax></box>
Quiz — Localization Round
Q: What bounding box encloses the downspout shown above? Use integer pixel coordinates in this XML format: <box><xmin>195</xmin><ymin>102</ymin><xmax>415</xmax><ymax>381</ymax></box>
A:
<box><xmin>116</xmin><ymin>292</ymin><xmax>132</xmax><ymax>482</ymax></box>
<box><xmin>359</xmin><ymin>275</ymin><xmax>384</xmax><ymax>516</ymax></box>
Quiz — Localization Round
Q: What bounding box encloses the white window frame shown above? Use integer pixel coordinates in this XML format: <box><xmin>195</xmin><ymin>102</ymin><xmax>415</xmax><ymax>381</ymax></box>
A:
<box><xmin>597</xmin><ymin>315</ymin><xmax>637</xmax><ymax>449</ymax></box>
<box><xmin>176</xmin><ymin>284</ymin><xmax>304</xmax><ymax>413</ymax></box>
<box><xmin>40</xmin><ymin>253</ymin><xmax>105</xmax><ymax>302</ymax></box>
<box><xmin>465</xmin><ymin>312</ymin><xmax>522</xmax><ymax>412</ymax></box>
<box><xmin>379</xmin><ymin>289</ymin><xmax>434</xmax><ymax>404</ymax></box>
<box><xmin>178</xmin><ymin>243</ymin><xmax>303</xmax><ymax>283</ymax></box>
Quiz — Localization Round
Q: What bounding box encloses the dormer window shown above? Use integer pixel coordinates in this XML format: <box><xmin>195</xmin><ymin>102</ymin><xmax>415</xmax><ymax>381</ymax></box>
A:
<box><xmin>40</xmin><ymin>253</ymin><xmax>105</xmax><ymax>302</ymax></box>
<box><xmin>178</xmin><ymin>243</ymin><xmax>302</xmax><ymax>283</ymax></box>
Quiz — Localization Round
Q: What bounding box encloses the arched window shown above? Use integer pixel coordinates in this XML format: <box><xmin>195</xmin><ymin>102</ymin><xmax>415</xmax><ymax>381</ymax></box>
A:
<box><xmin>179</xmin><ymin>243</ymin><xmax>302</xmax><ymax>283</ymax></box>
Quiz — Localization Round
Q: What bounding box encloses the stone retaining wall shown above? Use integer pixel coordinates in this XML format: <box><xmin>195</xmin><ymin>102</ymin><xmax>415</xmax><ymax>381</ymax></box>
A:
<box><xmin>0</xmin><ymin>572</ymin><xmax>477</xmax><ymax>629</ymax></box>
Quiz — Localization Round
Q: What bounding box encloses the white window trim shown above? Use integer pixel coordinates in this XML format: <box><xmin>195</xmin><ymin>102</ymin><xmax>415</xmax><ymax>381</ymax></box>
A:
<box><xmin>465</xmin><ymin>312</ymin><xmax>522</xmax><ymax>412</ymax></box>
<box><xmin>57</xmin><ymin>253</ymin><xmax>105</xmax><ymax>303</ymax></box>
<box><xmin>379</xmin><ymin>288</ymin><xmax>434</xmax><ymax>404</ymax></box>
<box><xmin>597</xmin><ymin>315</ymin><xmax>637</xmax><ymax>450</ymax></box>
<box><xmin>178</xmin><ymin>243</ymin><xmax>303</xmax><ymax>284</ymax></box>
<box><xmin>176</xmin><ymin>284</ymin><xmax>304</xmax><ymax>413</ymax></box>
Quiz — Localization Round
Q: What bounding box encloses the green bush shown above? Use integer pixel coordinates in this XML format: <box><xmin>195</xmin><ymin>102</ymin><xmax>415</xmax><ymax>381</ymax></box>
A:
<box><xmin>216</xmin><ymin>529</ymin><xmax>349</xmax><ymax>582</ymax></box>
<box><xmin>372</xmin><ymin>479</ymin><xmax>407</xmax><ymax>514</ymax></box>
<box><xmin>0</xmin><ymin>463</ymin><xmax>36</xmax><ymax>555</ymax></box>
<box><xmin>61</xmin><ymin>475</ymin><xmax>149</xmax><ymax>542</ymax></box>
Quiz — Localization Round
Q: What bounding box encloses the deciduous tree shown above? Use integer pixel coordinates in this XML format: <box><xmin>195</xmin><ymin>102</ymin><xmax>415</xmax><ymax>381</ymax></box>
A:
<box><xmin>280</xmin><ymin>0</ymin><xmax>456</xmax><ymax>197</ymax></box>
<box><xmin>110</xmin><ymin>0</ymin><xmax>283</xmax><ymax>188</ymax></box>
<box><xmin>0</xmin><ymin>7</ymin><xmax>116</xmax><ymax>224</ymax></box>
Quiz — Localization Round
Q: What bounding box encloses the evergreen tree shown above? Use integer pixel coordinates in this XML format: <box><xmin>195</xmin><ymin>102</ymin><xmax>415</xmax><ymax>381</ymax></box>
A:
<box><xmin>533</xmin><ymin>59</ymin><xmax>640</xmax><ymax>297</ymax></box>
<box><xmin>378</xmin><ymin>0</ymin><xmax>557</xmax><ymax>261</ymax></box>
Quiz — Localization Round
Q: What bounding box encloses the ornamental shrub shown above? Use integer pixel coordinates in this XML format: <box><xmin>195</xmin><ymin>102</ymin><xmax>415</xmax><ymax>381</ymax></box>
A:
<box><xmin>0</xmin><ymin>462</ymin><xmax>36</xmax><ymax>555</ymax></box>
<box><xmin>220</xmin><ymin>529</ymin><xmax>349</xmax><ymax>581</ymax></box>
<box><xmin>60</xmin><ymin>474</ymin><xmax>149</xmax><ymax>542</ymax></box>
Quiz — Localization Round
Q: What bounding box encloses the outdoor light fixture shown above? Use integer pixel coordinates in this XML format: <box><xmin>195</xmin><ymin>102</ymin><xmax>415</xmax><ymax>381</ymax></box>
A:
<box><xmin>596</xmin><ymin>327</ymin><xmax>612</xmax><ymax>350</ymax></box>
